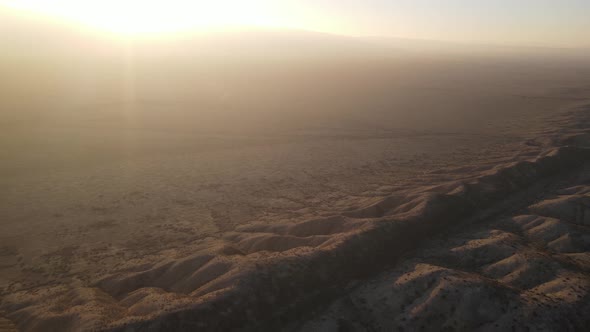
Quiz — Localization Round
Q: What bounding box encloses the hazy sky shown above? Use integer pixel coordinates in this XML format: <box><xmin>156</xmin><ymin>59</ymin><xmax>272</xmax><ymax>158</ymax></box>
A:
<box><xmin>1</xmin><ymin>0</ymin><xmax>590</xmax><ymax>47</ymax></box>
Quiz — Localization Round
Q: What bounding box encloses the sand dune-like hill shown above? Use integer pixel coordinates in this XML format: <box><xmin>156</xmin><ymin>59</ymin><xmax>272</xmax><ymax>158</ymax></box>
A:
<box><xmin>300</xmin><ymin>177</ymin><xmax>590</xmax><ymax>331</ymax></box>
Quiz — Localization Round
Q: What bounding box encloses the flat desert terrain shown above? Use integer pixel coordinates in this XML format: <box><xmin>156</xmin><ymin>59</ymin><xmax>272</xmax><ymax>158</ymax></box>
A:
<box><xmin>1</xmin><ymin>30</ymin><xmax>590</xmax><ymax>331</ymax></box>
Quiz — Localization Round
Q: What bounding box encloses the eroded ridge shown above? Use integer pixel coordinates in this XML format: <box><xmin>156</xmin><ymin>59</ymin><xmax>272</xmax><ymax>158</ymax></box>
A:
<box><xmin>300</xmin><ymin>169</ymin><xmax>590</xmax><ymax>331</ymax></box>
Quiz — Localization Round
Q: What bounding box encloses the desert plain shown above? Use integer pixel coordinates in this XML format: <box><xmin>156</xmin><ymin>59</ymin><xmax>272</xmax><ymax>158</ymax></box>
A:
<box><xmin>1</xmin><ymin>25</ymin><xmax>590</xmax><ymax>331</ymax></box>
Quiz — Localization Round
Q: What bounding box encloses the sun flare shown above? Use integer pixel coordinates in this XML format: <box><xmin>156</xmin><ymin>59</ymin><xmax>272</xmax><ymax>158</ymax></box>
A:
<box><xmin>0</xmin><ymin>0</ymin><xmax>299</xmax><ymax>34</ymax></box>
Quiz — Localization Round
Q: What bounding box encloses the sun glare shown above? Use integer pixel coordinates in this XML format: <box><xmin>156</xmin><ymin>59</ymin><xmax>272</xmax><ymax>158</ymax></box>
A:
<box><xmin>0</xmin><ymin>0</ymin><xmax>299</xmax><ymax>34</ymax></box>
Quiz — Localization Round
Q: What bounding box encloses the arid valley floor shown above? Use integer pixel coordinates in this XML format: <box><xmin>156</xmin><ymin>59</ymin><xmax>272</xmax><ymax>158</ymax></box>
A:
<box><xmin>1</xmin><ymin>29</ymin><xmax>590</xmax><ymax>331</ymax></box>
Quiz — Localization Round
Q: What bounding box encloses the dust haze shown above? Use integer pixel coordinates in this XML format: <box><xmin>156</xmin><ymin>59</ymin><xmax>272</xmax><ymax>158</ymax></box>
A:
<box><xmin>1</xmin><ymin>12</ymin><xmax>590</xmax><ymax>332</ymax></box>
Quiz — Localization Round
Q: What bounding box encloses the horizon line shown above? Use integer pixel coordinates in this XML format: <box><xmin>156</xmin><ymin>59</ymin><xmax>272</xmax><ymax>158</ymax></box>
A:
<box><xmin>1</xmin><ymin>5</ymin><xmax>589</xmax><ymax>51</ymax></box>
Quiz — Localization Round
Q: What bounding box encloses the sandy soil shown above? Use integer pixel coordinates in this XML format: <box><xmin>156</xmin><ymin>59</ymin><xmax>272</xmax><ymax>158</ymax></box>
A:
<box><xmin>1</xmin><ymin>48</ymin><xmax>590</xmax><ymax>331</ymax></box>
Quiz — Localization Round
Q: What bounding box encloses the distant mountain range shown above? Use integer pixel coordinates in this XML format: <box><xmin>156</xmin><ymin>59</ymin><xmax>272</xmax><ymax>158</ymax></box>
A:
<box><xmin>2</xmin><ymin>8</ymin><xmax>589</xmax><ymax>60</ymax></box>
